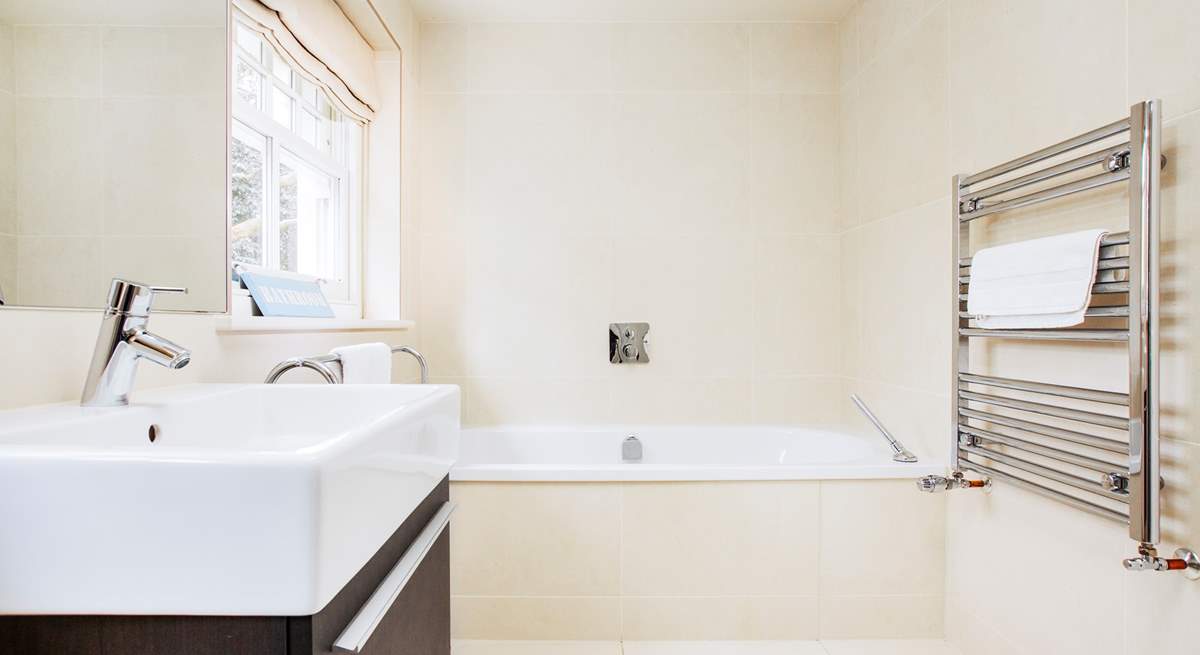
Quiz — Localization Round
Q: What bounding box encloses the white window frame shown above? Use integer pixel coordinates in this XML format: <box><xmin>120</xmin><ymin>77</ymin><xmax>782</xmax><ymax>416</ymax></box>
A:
<box><xmin>231</xmin><ymin>18</ymin><xmax>364</xmax><ymax>314</ymax></box>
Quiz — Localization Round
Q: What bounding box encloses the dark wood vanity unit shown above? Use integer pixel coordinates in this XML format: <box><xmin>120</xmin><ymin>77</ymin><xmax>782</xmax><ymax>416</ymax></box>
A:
<box><xmin>0</xmin><ymin>478</ymin><xmax>451</xmax><ymax>655</ymax></box>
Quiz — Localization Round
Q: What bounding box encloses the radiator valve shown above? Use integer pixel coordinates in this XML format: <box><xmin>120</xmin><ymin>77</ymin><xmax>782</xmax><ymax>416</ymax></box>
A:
<box><xmin>1123</xmin><ymin>544</ymin><xmax>1200</xmax><ymax>580</ymax></box>
<box><xmin>917</xmin><ymin>472</ymin><xmax>991</xmax><ymax>493</ymax></box>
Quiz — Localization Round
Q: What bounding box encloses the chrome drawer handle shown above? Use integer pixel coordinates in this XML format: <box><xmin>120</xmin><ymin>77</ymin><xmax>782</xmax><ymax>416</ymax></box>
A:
<box><xmin>332</xmin><ymin>502</ymin><xmax>455</xmax><ymax>653</ymax></box>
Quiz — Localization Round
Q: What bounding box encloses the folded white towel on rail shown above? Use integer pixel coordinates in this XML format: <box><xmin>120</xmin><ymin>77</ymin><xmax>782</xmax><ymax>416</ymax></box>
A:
<box><xmin>330</xmin><ymin>342</ymin><xmax>392</xmax><ymax>384</ymax></box>
<box><xmin>967</xmin><ymin>229</ymin><xmax>1108</xmax><ymax>329</ymax></box>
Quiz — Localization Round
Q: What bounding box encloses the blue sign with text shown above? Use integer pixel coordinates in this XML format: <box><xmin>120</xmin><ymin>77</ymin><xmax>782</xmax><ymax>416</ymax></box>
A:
<box><xmin>240</xmin><ymin>270</ymin><xmax>335</xmax><ymax>318</ymax></box>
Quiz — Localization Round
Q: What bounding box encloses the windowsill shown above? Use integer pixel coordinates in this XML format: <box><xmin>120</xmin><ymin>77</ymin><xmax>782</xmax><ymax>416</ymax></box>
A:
<box><xmin>214</xmin><ymin>315</ymin><xmax>414</xmax><ymax>334</ymax></box>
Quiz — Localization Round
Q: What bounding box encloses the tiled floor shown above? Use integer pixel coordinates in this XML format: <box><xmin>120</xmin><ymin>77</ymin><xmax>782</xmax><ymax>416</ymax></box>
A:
<box><xmin>453</xmin><ymin>640</ymin><xmax>963</xmax><ymax>655</ymax></box>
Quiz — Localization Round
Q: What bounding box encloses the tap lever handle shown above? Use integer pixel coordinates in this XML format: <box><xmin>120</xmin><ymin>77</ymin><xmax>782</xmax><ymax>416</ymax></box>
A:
<box><xmin>106</xmin><ymin>278</ymin><xmax>189</xmax><ymax>315</ymax></box>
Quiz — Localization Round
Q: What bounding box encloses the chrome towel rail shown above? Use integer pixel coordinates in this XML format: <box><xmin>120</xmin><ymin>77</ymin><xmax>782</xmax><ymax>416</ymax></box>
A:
<box><xmin>943</xmin><ymin>100</ymin><xmax>1198</xmax><ymax>576</ymax></box>
<box><xmin>265</xmin><ymin>345</ymin><xmax>430</xmax><ymax>384</ymax></box>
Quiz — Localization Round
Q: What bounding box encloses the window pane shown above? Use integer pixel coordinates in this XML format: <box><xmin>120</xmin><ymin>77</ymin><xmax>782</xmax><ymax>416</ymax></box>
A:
<box><xmin>272</xmin><ymin>85</ymin><xmax>292</xmax><ymax>128</ymax></box>
<box><xmin>298</xmin><ymin>77</ymin><xmax>319</xmax><ymax>108</ymax></box>
<box><xmin>235</xmin><ymin>60</ymin><xmax>262</xmax><ymax>108</ymax></box>
<box><xmin>300</xmin><ymin>110</ymin><xmax>318</xmax><ymax>147</ymax></box>
<box><xmin>235</xmin><ymin>24</ymin><xmax>261</xmax><ymax>61</ymax></box>
<box><xmin>231</xmin><ymin>133</ymin><xmax>265</xmax><ymax>267</ymax></box>
<box><xmin>271</xmin><ymin>52</ymin><xmax>291</xmax><ymax>84</ymax></box>
<box><xmin>278</xmin><ymin>155</ymin><xmax>339</xmax><ymax>279</ymax></box>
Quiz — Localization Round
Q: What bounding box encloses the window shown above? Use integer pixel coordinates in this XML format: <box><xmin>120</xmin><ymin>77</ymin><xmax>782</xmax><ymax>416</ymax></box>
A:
<box><xmin>231</xmin><ymin>19</ymin><xmax>363</xmax><ymax>307</ymax></box>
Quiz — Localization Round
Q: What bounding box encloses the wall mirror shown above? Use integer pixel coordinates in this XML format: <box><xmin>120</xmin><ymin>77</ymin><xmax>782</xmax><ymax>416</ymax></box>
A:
<box><xmin>0</xmin><ymin>1</ymin><xmax>229</xmax><ymax>313</ymax></box>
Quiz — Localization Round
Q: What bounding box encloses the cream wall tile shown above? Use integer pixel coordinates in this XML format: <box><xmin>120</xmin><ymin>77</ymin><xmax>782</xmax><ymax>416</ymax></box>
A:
<box><xmin>14</xmin><ymin>26</ymin><xmax>101</xmax><ymax>98</ymax></box>
<box><xmin>605</xmin><ymin>376</ymin><xmax>753</xmax><ymax>425</ymax></box>
<box><xmin>420</xmin><ymin>23</ymin><xmax>469</xmax><ymax>92</ymax></box>
<box><xmin>753</xmin><ymin>235</ymin><xmax>841</xmax><ymax>376</ymax></box>
<box><xmin>621</xmin><ymin>596</ymin><xmax>818</xmax><ymax>641</ymax></box>
<box><xmin>855</xmin><ymin>0</ymin><xmax>942</xmax><ymax>68</ymax></box>
<box><xmin>451</xmin><ymin>596</ymin><xmax>621</xmax><ymax>640</ymax></box>
<box><xmin>0</xmin><ymin>24</ymin><xmax>12</xmax><ymax>93</ymax></box>
<box><xmin>855</xmin><ymin>199</ymin><xmax>950</xmax><ymax>394</ymax></box>
<box><xmin>418</xmin><ymin>232</ymin><xmax>469</xmax><ymax>377</ymax></box>
<box><xmin>0</xmin><ymin>90</ymin><xmax>13</xmax><ymax>236</ymax></box>
<box><xmin>943</xmin><ymin>597</ymin><xmax>1028</xmax><ymax>655</ymax></box>
<box><xmin>751</xmin><ymin>376</ymin><xmax>844</xmax><ymax>426</ymax></box>
<box><xmin>609</xmin><ymin>232</ymin><xmax>753</xmax><ymax>379</ymax></box>
<box><xmin>462</xmin><ymin>230</ymin><xmax>611</xmax><ymax>378</ymax></box>
<box><xmin>16</xmin><ymin>236</ymin><xmax>104</xmax><ymax>308</ymax></box>
<box><xmin>15</xmin><ymin>97</ymin><xmax>103</xmax><ymax>236</ymax></box>
<box><xmin>837</xmin><ymin>78</ymin><xmax>860</xmax><ymax>231</ymax></box>
<box><xmin>468</xmin><ymin>23</ymin><xmax>612</xmax><ymax>92</ymax></box>
<box><xmin>947</xmin><ymin>0</ymin><xmax>1126</xmax><ymax>174</ymax></box>
<box><xmin>418</xmin><ymin>92</ymin><xmax>467</xmax><ymax>233</ymax></box>
<box><xmin>749</xmin><ymin>23</ymin><xmax>837</xmax><ymax>94</ymax></box>
<box><xmin>820</xmin><ymin>480</ymin><xmax>945</xmax><ymax>596</ymax></box>
<box><xmin>467</xmin><ymin>378</ymin><xmax>610</xmax><ymax>425</ymax></box>
<box><xmin>1159</xmin><ymin>438</ymin><xmax>1200</xmax><ymax>551</ymax></box>
<box><xmin>1128</xmin><ymin>0</ymin><xmax>1200</xmax><ymax>120</ymax></box>
<box><xmin>1159</xmin><ymin>114</ymin><xmax>1200</xmax><ymax>447</ymax></box>
<box><xmin>857</xmin><ymin>6</ymin><xmax>948</xmax><ymax>222</ymax></box>
<box><xmin>818</xmin><ymin>595</ymin><xmax>944</xmax><ymax>639</ymax></box>
<box><xmin>612</xmin><ymin>23</ymin><xmax>749</xmax><ymax>92</ymax></box>
<box><xmin>101</xmin><ymin>27</ymin><xmax>225</xmax><ymax>98</ymax></box>
<box><xmin>102</xmin><ymin>96</ymin><xmax>225</xmax><ymax>237</ymax></box>
<box><xmin>621</xmin><ymin>481</ymin><xmax>819</xmax><ymax>596</ymax></box>
<box><xmin>465</xmin><ymin>93</ymin><xmax>613</xmax><ymax>234</ymax></box>
<box><xmin>0</xmin><ymin>233</ymin><xmax>16</xmax><ymax>302</ymax></box>
<box><xmin>611</xmin><ymin>93</ymin><xmax>749</xmax><ymax>235</ymax></box>
<box><xmin>837</xmin><ymin>4</ymin><xmax>859</xmax><ymax>86</ymax></box>
<box><xmin>749</xmin><ymin>94</ymin><xmax>840</xmax><ymax>234</ymax></box>
<box><xmin>450</xmin><ymin>482</ymin><xmax>621</xmax><ymax>596</ymax></box>
<box><xmin>839</xmin><ymin>229</ymin><xmax>862</xmax><ymax>379</ymax></box>
<box><xmin>7</xmin><ymin>2</ymin><xmax>227</xmax><ymax>27</ymax></box>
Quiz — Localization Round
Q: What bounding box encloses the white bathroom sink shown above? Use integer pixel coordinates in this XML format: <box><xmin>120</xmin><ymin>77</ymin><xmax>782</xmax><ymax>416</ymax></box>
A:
<box><xmin>0</xmin><ymin>383</ymin><xmax>460</xmax><ymax>616</ymax></box>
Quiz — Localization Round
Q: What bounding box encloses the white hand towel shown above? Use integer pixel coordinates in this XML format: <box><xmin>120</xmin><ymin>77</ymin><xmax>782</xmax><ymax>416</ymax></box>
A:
<box><xmin>967</xmin><ymin>229</ymin><xmax>1108</xmax><ymax>329</ymax></box>
<box><xmin>331</xmin><ymin>342</ymin><xmax>392</xmax><ymax>384</ymax></box>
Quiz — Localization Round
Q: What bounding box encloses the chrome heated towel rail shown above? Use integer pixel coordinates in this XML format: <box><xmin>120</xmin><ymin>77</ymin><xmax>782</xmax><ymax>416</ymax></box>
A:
<box><xmin>939</xmin><ymin>100</ymin><xmax>1198</xmax><ymax>575</ymax></box>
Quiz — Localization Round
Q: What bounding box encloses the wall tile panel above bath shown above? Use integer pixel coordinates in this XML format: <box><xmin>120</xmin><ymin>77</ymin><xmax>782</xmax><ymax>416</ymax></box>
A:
<box><xmin>610</xmin><ymin>93</ymin><xmax>750</xmax><ymax>236</ymax></box>
<box><xmin>610</xmin><ymin>23</ymin><xmax>750</xmax><ymax>93</ymax></box>
<box><xmin>467</xmin><ymin>22</ymin><xmax>613</xmax><ymax>93</ymax></box>
<box><xmin>748</xmin><ymin>94</ymin><xmax>840</xmax><ymax>235</ymax></box>
<box><xmin>856</xmin><ymin>5</ymin><xmax>948</xmax><ymax>223</ymax></box>
<box><xmin>748</xmin><ymin>23</ymin><xmax>838</xmax><ymax>94</ymax></box>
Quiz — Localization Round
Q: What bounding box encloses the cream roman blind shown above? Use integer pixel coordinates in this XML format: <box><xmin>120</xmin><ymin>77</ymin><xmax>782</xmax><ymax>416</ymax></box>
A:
<box><xmin>234</xmin><ymin>0</ymin><xmax>379</xmax><ymax>121</ymax></box>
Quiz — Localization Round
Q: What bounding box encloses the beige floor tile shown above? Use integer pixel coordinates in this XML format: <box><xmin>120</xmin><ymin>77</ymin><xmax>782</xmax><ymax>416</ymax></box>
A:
<box><xmin>452</xmin><ymin>641</ymin><xmax>620</xmax><ymax>655</ymax></box>
<box><xmin>820</xmin><ymin>640</ymin><xmax>961</xmax><ymax>655</ymax></box>
<box><xmin>451</xmin><ymin>596</ymin><xmax>621</xmax><ymax>641</ymax></box>
<box><xmin>621</xmin><ymin>596</ymin><xmax>819</xmax><ymax>641</ymax></box>
<box><xmin>623</xmin><ymin>641</ymin><xmax>827</xmax><ymax>655</ymax></box>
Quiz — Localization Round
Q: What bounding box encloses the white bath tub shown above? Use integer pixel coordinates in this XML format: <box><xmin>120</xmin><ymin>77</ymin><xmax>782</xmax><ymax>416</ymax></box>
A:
<box><xmin>451</xmin><ymin>426</ymin><xmax>943</xmax><ymax>481</ymax></box>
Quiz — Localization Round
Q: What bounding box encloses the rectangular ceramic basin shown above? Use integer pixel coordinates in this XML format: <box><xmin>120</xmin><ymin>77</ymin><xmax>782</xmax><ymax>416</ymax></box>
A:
<box><xmin>0</xmin><ymin>383</ymin><xmax>460</xmax><ymax>616</ymax></box>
